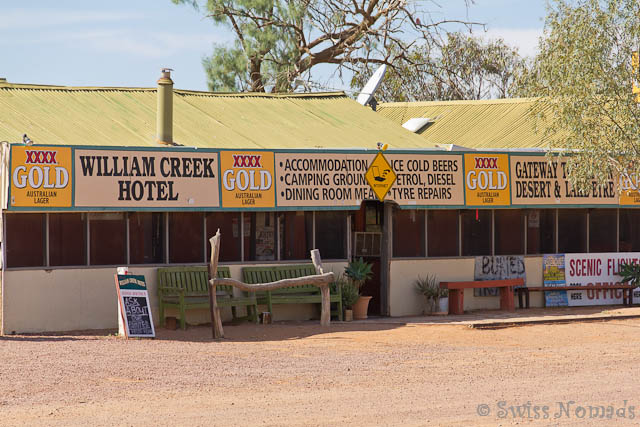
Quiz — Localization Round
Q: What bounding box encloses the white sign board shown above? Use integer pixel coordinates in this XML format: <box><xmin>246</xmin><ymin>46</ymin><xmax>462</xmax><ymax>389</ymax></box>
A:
<box><xmin>564</xmin><ymin>253</ymin><xmax>640</xmax><ymax>306</ymax></box>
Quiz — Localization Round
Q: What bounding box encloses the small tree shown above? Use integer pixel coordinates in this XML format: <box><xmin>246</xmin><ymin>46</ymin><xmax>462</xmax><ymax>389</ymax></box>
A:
<box><xmin>352</xmin><ymin>32</ymin><xmax>528</xmax><ymax>102</ymax></box>
<box><xmin>172</xmin><ymin>0</ymin><xmax>482</xmax><ymax>93</ymax></box>
<box><xmin>515</xmin><ymin>0</ymin><xmax>640</xmax><ymax>191</ymax></box>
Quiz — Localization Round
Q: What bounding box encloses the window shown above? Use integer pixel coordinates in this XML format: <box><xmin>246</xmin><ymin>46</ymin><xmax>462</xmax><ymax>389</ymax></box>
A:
<box><xmin>461</xmin><ymin>210</ymin><xmax>492</xmax><ymax>256</ymax></box>
<box><xmin>527</xmin><ymin>209</ymin><xmax>555</xmax><ymax>254</ymax></box>
<box><xmin>6</xmin><ymin>213</ymin><xmax>45</xmax><ymax>268</ymax></box>
<box><xmin>589</xmin><ymin>209</ymin><xmax>617</xmax><ymax>253</ymax></box>
<box><xmin>169</xmin><ymin>212</ymin><xmax>203</xmax><ymax>263</ymax></box>
<box><xmin>393</xmin><ymin>209</ymin><xmax>425</xmax><ymax>257</ymax></box>
<box><xmin>49</xmin><ymin>213</ymin><xmax>86</xmax><ymax>266</ymax></box>
<box><xmin>427</xmin><ymin>210</ymin><xmax>458</xmax><ymax>257</ymax></box>
<box><xmin>558</xmin><ymin>209</ymin><xmax>587</xmax><ymax>253</ymax></box>
<box><xmin>89</xmin><ymin>213</ymin><xmax>126</xmax><ymax>265</ymax></box>
<box><xmin>619</xmin><ymin>209</ymin><xmax>640</xmax><ymax>252</ymax></box>
<box><xmin>206</xmin><ymin>212</ymin><xmax>241</xmax><ymax>262</ymax></box>
<box><xmin>494</xmin><ymin>210</ymin><xmax>524</xmax><ymax>255</ymax></box>
<box><xmin>279</xmin><ymin>211</ymin><xmax>312</xmax><ymax>260</ymax></box>
<box><xmin>315</xmin><ymin>211</ymin><xmax>347</xmax><ymax>259</ymax></box>
<box><xmin>244</xmin><ymin>212</ymin><xmax>276</xmax><ymax>261</ymax></box>
<box><xmin>130</xmin><ymin>212</ymin><xmax>165</xmax><ymax>264</ymax></box>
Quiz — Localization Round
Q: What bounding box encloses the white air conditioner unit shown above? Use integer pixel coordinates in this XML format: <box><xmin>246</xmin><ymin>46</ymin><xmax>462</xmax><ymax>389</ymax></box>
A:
<box><xmin>353</xmin><ymin>232</ymin><xmax>382</xmax><ymax>257</ymax></box>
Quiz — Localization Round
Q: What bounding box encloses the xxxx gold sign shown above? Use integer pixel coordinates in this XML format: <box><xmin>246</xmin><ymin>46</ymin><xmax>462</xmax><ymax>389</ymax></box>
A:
<box><xmin>220</xmin><ymin>151</ymin><xmax>275</xmax><ymax>208</ymax></box>
<box><xmin>10</xmin><ymin>145</ymin><xmax>72</xmax><ymax>207</ymax></box>
<box><xmin>464</xmin><ymin>153</ymin><xmax>510</xmax><ymax>206</ymax></box>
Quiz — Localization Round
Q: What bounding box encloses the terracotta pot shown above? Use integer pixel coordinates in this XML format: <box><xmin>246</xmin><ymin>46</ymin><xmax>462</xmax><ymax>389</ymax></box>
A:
<box><xmin>344</xmin><ymin>309</ymin><xmax>353</xmax><ymax>322</ymax></box>
<box><xmin>352</xmin><ymin>296</ymin><xmax>372</xmax><ymax>320</ymax></box>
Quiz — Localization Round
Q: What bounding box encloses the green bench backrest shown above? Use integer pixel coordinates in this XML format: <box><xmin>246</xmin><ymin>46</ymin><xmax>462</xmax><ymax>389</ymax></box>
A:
<box><xmin>158</xmin><ymin>266</ymin><xmax>232</xmax><ymax>295</ymax></box>
<box><xmin>242</xmin><ymin>264</ymin><xmax>318</xmax><ymax>293</ymax></box>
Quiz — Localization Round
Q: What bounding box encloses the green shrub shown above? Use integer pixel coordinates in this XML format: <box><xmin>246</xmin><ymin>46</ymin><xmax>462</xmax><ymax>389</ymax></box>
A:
<box><xmin>345</xmin><ymin>257</ymin><xmax>373</xmax><ymax>290</ymax></box>
<box><xmin>414</xmin><ymin>274</ymin><xmax>447</xmax><ymax>299</ymax></box>
<box><xmin>341</xmin><ymin>279</ymin><xmax>360</xmax><ymax>309</ymax></box>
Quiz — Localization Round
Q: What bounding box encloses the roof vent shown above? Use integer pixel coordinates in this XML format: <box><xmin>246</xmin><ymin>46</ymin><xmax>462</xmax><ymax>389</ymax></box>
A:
<box><xmin>402</xmin><ymin>117</ymin><xmax>433</xmax><ymax>133</ymax></box>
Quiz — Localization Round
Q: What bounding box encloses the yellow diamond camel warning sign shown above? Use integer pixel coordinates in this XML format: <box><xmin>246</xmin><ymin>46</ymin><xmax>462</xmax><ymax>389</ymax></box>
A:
<box><xmin>365</xmin><ymin>152</ymin><xmax>397</xmax><ymax>201</ymax></box>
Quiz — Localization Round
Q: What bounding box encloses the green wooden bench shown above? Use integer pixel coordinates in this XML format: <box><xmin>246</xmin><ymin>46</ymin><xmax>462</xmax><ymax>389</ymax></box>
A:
<box><xmin>242</xmin><ymin>264</ymin><xmax>343</xmax><ymax>321</ymax></box>
<box><xmin>158</xmin><ymin>266</ymin><xmax>258</xmax><ymax>330</ymax></box>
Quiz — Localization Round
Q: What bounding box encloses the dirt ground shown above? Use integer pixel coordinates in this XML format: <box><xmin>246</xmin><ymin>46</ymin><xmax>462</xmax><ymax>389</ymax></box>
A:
<box><xmin>2</xmin><ymin>319</ymin><xmax>640</xmax><ymax>426</ymax></box>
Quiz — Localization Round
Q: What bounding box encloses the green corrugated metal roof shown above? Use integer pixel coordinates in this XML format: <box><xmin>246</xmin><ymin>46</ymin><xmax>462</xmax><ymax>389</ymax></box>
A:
<box><xmin>377</xmin><ymin>98</ymin><xmax>556</xmax><ymax>149</ymax></box>
<box><xmin>0</xmin><ymin>81</ymin><xmax>433</xmax><ymax>149</ymax></box>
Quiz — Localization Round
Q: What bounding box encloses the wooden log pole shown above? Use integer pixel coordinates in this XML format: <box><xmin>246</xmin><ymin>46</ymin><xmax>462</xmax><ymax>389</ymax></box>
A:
<box><xmin>208</xmin><ymin>230</ymin><xmax>224</xmax><ymax>339</ymax></box>
<box><xmin>311</xmin><ymin>249</ymin><xmax>330</xmax><ymax>327</ymax></box>
<box><xmin>207</xmin><ymin>242</ymin><xmax>335</xmax><ymax>330</ymax></box>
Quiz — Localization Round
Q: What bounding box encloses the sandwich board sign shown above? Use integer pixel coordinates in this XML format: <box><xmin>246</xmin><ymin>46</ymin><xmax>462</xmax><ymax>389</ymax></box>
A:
<box><xmin>115</xmin><ymin>274</ymin><xmax>155</xmax><ymax>338</ymax></box>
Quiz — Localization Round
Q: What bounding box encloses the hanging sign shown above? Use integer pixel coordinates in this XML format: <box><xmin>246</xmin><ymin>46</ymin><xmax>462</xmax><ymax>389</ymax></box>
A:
<box><xmin>220</xmin><ymin>151</ymin><xmax>275</xmax><ymax>208</ymax></box>
<box><xmin>365</xmin><ymin>152</ymin><xmax>397</xmax><ymax>201</ymax></box>
<box><xmin>10</xmin><ymin>145</ymin><xmax>72</xmax><ymax>207</ymax></box>
<box><xmin>75</xmin><ymin>149</ymin><xmax>219</xmax><ymax>207</ymax></box>
<box><xmin>464</xmin><ymin>153</ymin><xmax>510</xmax><ymax>206</ymax></box>
<box><xmin>115</xmin><ymin>274</ymin><xmax>155</xmax><ymax>338</ymax></box>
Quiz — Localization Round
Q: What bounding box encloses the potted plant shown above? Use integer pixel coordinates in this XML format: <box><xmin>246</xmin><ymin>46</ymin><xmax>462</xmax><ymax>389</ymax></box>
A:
<box><xmin>618</xmin><ymin>262</ymin><xmax>640</xmax><ymax>287</ymax></box>
<box><xmin>345</xmin><ymin>257</ymin><xmax>373</xmax><ymax>319</ymax></box>
<box><xmin>340</xmin><ymin>278</ymin><xmax>360</xmax><ymax>322</ymax></box>
<box><xmin>414</xmin><ymin>274</ymin><xmax>448</xmax><ymax>314</ymax></box>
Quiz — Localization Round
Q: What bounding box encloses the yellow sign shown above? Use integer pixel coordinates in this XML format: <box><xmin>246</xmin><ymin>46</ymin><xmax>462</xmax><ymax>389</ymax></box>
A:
<box><xmin>464</xmin><ymin>153</ymin><xmax>510</xmax><ymax>206</ymax></box>
<box><xmin>10</xmin><ymin>145</ymin><xmax>72</xmax><ymax>207</ymax></box>
<box><xmin>220</xmin><ymin>151</ymin><xmax>275</xmax><ymax>208</ymax></box>
<box><xmin>365</xmin><ymin>152</ymin><xmax>396</xmax><ymax>201</ymax></box>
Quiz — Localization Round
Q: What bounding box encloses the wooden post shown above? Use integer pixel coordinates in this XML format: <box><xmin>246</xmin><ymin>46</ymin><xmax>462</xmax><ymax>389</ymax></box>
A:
<box><xmin>208</xmin><ymin>229</ymin><xmax>224</xmax><ymax>339</ymax></box>
<box><xmin>311</xmin><ymin>249</ymin><xmax>330</xmax><ymax>327</ymax></box>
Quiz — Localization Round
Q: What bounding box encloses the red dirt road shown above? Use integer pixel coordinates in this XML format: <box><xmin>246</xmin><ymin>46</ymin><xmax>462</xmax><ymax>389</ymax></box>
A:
<box><xmin>2</xmin><ymin>320</ymin><xmax>640</xmax><ymax>426</ymax></box>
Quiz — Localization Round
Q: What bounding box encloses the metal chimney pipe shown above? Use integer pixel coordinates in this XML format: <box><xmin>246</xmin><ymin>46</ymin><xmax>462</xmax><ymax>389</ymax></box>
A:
<box><xmin>157</xmin><ymin>68</ymin><xmax>174</xmax><ymax>145</ymax></box>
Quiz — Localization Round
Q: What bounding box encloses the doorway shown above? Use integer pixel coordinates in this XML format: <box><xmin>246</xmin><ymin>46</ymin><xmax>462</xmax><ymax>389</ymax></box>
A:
<box><xmin>352</xmin><ymin>200</ymin><xmax>387</xmax><ymax>316</ymax></box>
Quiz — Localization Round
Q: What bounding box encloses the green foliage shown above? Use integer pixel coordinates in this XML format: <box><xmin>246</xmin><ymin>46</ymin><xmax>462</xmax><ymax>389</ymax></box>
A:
<box><xmin>414</xmin><ymin>274</ymin><xmax>447</xmax><ymax>300</ymax></box>
<box><xmin>340</xmin><ymin>278</ymin><xmax>360</xmax><ymax>309</ymax></box>
<box><xmin>617</xmin><ymin>262</ymin><xmax>640</xmax><ymax>287</ymax></box>
<box><xmin>172</xmin><ymin>0</ymin><xmax>484</xmax><ymax>93</ymax></box>
<box><xmin>351</xmin><ymin>33</ymin><xmax>527</xmax><ymax>102</ymax></box>
<box><xmin>344</xmin><ymin>257</ymin><xmax>373</xmax><ymax>290</ymax></box>
<box><xmin>514</xmin><ymin>0</ymin><xmax>640</xmax><ymax>191</ymax></box>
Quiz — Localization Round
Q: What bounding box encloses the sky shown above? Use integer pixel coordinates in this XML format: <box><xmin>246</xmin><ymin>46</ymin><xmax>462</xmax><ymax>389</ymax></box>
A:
<box><xmin>0</xmin><ymin>0</ymin><xmax>547</xmax><ymax>92</ymax></box>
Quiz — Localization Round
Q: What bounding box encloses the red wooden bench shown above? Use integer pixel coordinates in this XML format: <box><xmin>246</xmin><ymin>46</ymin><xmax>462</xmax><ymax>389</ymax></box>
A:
<box><xmin>440</xmin><ymin>279</ymin><xmax>524</xmax><ymax>315</ymax></box>
<box><xmin>516</xmin><ymin>285</ymin><xmax>636</xmax><ymax>308</ymax></box>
